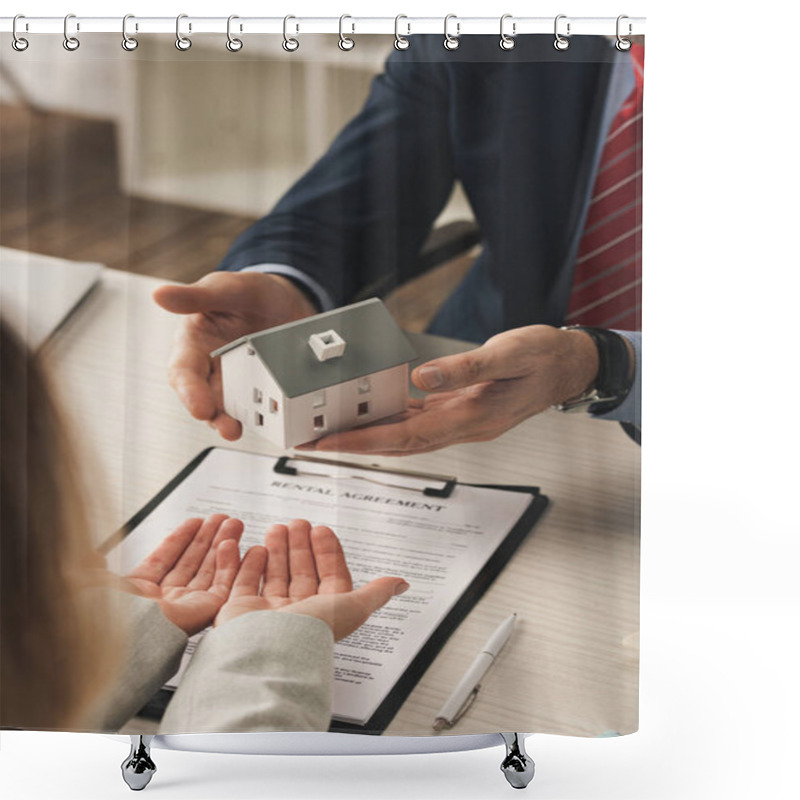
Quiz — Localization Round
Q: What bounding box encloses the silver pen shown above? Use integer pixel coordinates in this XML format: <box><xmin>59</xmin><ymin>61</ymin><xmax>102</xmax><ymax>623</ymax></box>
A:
<box><xmin>433</xmin><ymin>613</ymin><xmax>517</xmax><ymax>731</ymax></box>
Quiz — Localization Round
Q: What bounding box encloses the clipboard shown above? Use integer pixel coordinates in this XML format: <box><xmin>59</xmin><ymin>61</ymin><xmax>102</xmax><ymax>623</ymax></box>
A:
<box><xmin>102</xmin><ymin>448</ymin><xmax>549</xmax><ymax>733</ymax></box>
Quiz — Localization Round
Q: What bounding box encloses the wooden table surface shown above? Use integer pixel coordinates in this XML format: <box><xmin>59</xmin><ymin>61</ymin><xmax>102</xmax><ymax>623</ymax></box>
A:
<box><xmin>43</xmin><ymin>268</ymin><xmax>640</xmax><ymax>739</ymax></box>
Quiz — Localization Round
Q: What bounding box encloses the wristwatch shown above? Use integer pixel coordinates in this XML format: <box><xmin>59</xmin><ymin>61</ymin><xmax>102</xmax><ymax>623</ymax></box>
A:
<box><xmin>554</xmin><ymin>326</ymin><xmax>634</xmax><ymax>414</ymax></box>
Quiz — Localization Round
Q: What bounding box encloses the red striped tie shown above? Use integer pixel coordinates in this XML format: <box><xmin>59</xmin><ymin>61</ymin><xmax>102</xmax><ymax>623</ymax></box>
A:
<box><xmin>565</xmin><ymin>44</ymin><xmax>644</xmax><ymax>331</ymax></box>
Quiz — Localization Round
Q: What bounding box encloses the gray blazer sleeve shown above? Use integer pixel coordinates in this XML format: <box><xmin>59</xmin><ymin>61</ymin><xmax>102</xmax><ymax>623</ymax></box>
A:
<box><xmin>82</xmin><ymin>590</ymin><xmax>188</xmax><ymax>732</ymax></box>
<box><xmin>158</xmin><ymin>611</ymin><xmax>334</xmax><ymax>734</ymax></box>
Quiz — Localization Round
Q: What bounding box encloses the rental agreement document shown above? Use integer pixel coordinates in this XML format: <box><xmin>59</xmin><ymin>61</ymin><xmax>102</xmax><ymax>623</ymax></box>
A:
<box><xmin>106</xmin><ymin>448</ymin><xmax>538</xmax><ymax>728</ymax></box>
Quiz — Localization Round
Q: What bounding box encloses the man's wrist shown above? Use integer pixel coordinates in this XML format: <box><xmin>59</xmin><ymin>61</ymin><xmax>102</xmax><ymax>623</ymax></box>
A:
<box><xmin>263</xmin><ymin>273</ymin><xmax>318</xmax><ymax>318</ymax></box>
<box><xmin>271</xmin><ymin>274</ymin><xmax>322</xmax><ymax>315</ymax></box>
<box><xmin>560</xmin><ymin>328</ymin><xmax>600</xmax><ymax>400</ymax></box>
<box><xmin>240</xmin><ymin>264</ymin><xmax>332</xmax><ymax>312</ymax></box>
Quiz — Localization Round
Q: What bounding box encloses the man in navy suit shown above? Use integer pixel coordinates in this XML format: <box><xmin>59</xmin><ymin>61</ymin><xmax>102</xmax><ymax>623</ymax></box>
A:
<box><xmin>155</xmin><ymin>35</ymin><xmax>641</xmax><ymax>453</ymax></box>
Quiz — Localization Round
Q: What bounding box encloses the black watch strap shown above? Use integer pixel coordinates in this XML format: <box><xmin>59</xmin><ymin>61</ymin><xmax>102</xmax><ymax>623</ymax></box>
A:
<box><xmin>557</xmin><ymin>326</ymin><xmax>634</xmax><ymax>414</ymax></box>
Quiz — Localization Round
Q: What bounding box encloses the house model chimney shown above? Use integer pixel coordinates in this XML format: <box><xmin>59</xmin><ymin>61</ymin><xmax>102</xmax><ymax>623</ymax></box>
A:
<box><xmin>308</xmin><ymin>329</ymin><xmax>346</xmax><ymax>362</ymax></box>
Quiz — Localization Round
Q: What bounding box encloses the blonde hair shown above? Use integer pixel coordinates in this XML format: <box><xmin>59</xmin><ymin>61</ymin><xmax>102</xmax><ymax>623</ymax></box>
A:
<box><xmin>1</xmin><ymin>319</ymin><xmax>121</xmax><ymax>730</ymax></box>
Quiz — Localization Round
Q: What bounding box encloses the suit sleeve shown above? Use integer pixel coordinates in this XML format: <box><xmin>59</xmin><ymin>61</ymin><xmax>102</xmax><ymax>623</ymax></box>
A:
<box><xmin>218</xmin><ymin>42</ymin><xmax>456</xmax><ymax>307</ymax></box>
<box><xmin>80</xmin><ymin>590</ymin><xmax>188</xmax><ymax>732</ymax></box>
<box><xmin>158</xmin><ymin>611</ymin><xmax>334</xmax><ymax>734</ymax></box>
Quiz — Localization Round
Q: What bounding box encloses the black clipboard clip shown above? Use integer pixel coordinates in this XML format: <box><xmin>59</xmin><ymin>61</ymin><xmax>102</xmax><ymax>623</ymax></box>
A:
<box><xmin>274</xmin><ymin>454</ymin><xmax>458</xmax><ymax>498</ymax></box>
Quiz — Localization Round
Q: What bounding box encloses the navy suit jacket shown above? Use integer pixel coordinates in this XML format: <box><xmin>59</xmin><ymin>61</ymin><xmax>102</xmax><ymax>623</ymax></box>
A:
<box><xmin>219</xmin><ymin>35</ymin><xmax>623</xmax><ymax>334</ymax></box>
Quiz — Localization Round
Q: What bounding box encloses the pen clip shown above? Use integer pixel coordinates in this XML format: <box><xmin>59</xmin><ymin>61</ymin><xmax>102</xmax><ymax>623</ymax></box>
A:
<box><xmin>451</xmin><ymin>684</ymin><xmax>481</xmax><ymax>727</ymax></box>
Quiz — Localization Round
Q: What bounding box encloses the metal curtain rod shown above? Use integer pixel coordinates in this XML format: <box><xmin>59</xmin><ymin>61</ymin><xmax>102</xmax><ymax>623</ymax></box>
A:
<box><xmin>0</xmin><ymin>16</ymin><xmax>646</xmax><ymax>37</ymax></box>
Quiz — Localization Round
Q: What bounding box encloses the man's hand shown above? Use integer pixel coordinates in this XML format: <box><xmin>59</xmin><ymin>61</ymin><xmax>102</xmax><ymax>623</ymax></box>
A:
<box><xmin>122</xmin><ymin>515</ymin><xmax>244</xmax><ymax>636</ymax></box>
<box><xmin>301</xmin><ymin>325</ymin><xmax>599</xmax><ymax>456</ymax></box>
<box><xmin>214</xmin><ymin>519</ymin><xmax>409</xmax><ymax>641</ymax></box>
<box><xmin>153</xmin><ymin>271</ymin><xmax>317</xmax><ymax>440</ymax></box>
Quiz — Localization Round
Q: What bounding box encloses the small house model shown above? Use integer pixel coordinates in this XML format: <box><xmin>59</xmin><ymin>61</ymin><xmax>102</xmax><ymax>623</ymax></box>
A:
<box><xmin>212</xmin><ymin>298</ymin><xmax>418</xmax><ymax>450</ymax></box>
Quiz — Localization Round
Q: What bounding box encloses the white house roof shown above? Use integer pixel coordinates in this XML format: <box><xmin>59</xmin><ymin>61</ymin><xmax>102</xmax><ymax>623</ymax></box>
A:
<box><xmin>212</xmin><ymin>298</ymin><xmax>417</xmax><ymax>398</ymax></box>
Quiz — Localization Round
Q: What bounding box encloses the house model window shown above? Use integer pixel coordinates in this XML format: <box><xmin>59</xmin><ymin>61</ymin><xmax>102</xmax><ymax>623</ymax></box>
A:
<box><xmin>357</xmin><ymin>376</ymin><xmax>371</xmax><ymax>394</ymax></box>
<box><xmin>308</xmin><ymin>329</ymin><xmax>346</xmax><ymax>362</ymax></box>
<box><xmin>358</xmin><ymin>401</ymin><xmax>369</xmax><ymax>416</ymax></box>
<box><xmin>313</xmin><ymin>414</ymin><xmax>325</xmax><ymax>430</ymax></box>
<box><xmin>312</xmin><ymin>391</ymin><xmax>326</xmax><ymax>408</ymax></box>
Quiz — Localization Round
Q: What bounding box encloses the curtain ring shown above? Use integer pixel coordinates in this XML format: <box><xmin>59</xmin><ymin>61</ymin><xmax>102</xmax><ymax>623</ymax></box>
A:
<box><xmin>616</xmin><ymin>15</ymin><xmax>632</xmax><ymax>51</ymax></box>
<box><xmin>63</xmin><ymin>13</ymin><xmax>80</xmax><ymax>51</ymax></box>
<box><xmin>175</xmin><ymin>14</ymin><xmax>192</xmax><ymax>51</ymax></box>
<box><xmin>443</xmin><ymin>14</ymin><xmax>460</xmax><ymax>51</ymax></box>
<box><xmin>394</xmin><ymin>15</ymin><xmax>410</xmax><ymax>50</ymax></box>
<box><xmin>282</xmin><ymin>15</ymin><xmax>299</xmax><ymax>52</ymax></box>
<box><xmin>12</xmin><ymin>15</ymin><xmax>29</xmax><ymax>52</ymax></box>
<box><xmin>226</xmin><ymin>15</ymin><xmax>243</xmax><ymax>52</ymax></box>
<box><xmin>554</xmin><ymin>14</ymin><xmax>570</xmax><ymax>51</ymax></box>
<box><xmin>499</xmin><ymin>14</ymin><xmax>516</xmax><ymax>51</ymax></box>
<box><xmin>122</xmin><ymin>14</ymin><xmax>138</xmax><ymax>51</ymax></box>
<box><xmin>338</xmin><ymin>14</ymin><xmax>355</xmax><ymax>51</ymax></box>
